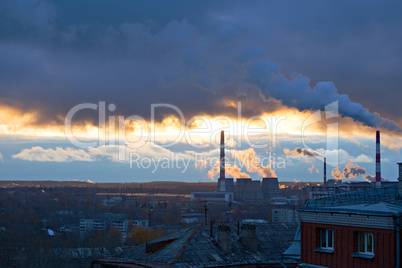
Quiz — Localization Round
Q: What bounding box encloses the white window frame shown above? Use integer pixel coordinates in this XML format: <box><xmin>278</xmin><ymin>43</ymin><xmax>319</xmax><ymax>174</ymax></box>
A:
<box><xmin>320</xmin><ymin>228</ymin><xmax>334</xmax><ymax>249</ymax></box>
<box><xmin>358</xmin><ymin>232</ymin><xmax>374</xmax><ymax>254</ymax></box>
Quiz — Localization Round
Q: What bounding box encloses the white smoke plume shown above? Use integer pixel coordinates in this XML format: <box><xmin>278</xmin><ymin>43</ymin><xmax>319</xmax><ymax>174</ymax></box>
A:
<box><xmin>308</xmin><ymin>165</ymin><xmax>319</xmax><ymax>173</ymax></box>
<box><xmin>232</xmin><ymin>148</ymin><xmax>277</xmax><ymax>178</ymax></box>
<box><xmin>283</xmin><ymin>147</ymin><xmax>322</xmax><ymax>158</ymax></box>
<box><xmin>331</xmin><ymin>161</ymin><xmax>367</xmax><ymax>180</ymax></box>
<box><xmin>248</xmin><ymin>59</ymin><xmax>400</xmax><ymax>131</ymax></box>
<box><xmin>207</xmin><ymin>163</ymin><xmax>249</xmax><ymax>180</ymax></box>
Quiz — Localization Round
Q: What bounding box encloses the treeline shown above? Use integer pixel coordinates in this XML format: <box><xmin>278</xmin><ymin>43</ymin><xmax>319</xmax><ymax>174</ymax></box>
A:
<box><xmin>0</xmin><ymin>180</ymin><xmax>217</xmax><ymax>194</ymax></box>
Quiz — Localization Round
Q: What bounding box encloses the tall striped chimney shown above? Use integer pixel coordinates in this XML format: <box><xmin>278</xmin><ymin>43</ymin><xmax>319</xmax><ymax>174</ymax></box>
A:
<box><xmin>376</xmin><ymin>130</ymin><xmax>381</xmax><ymax>188</ymax></box>
<box><xmin>220</xmin><ymin>131</ymin><xmax>225</xmax><ymax>179</ymax></box>
<box><xmin>397</xmin><ymin>163</ymin><xmax>402</xmax><ymax>196</ymax></box>
<box><xmin>218</xmin><ymin>131</ymin><xmax>226</xmax><ymax>192</ymax></box>
<box><xmin>324</xmin><ymin>157</ymin><xmax>327</xmax><ymax>185</ymax></box>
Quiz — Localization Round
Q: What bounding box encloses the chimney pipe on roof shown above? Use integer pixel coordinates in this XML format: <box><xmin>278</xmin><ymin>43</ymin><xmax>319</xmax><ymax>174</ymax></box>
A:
<box><xmin>240</xmin><ymin>224</ymin><xmax>258</xmax><ymax>253</ymax></box>
<box><xmin>376</xmin><ymin>131</ymin><xmax>381</xmax><ymax>188</ymax></box>
<box><xmin>210</xmin><ymin>221</ymin><xmax>213</xmax><ymax>237</ymax></box>
<box><xmin>218</xmin><ymin>225</ymin><xmax>232</xmax><ymax>253</ymax></box>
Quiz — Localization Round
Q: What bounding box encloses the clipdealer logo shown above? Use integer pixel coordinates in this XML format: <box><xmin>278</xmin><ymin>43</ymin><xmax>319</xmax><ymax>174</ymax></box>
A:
<box><xmin>63</xmin><ymin>101</ymin><xmax>339</xmax><ymax>173</ymax></box>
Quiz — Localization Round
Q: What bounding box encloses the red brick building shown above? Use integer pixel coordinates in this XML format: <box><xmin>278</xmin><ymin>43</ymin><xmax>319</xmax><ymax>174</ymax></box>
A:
<box><xmin>282</xmin><ymin>163</ymin><xmax>402</xmax><ymax>268</ymax></box>
<box><xmin>298</xmin><ymin>202</ymin><xmax>402</xmax><ymax>268</ymax></box>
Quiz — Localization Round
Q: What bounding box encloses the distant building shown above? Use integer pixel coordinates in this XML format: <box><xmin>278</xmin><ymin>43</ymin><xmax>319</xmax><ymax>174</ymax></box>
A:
<box><xmin>216</xmin><ymin>178</ymin><xmax>235</xmax><ymax>194</ymax></box>
<box><xmin>234</xmin><ymin>178</ymin><xmax>264</xmax><ymax>202</ymax></box>
<box><xmin>224</xmin><ymin>178</ymin><xmax>235</xmax><ymax>193</ymax></box>
<box><xmin>132</xmin><ymin>219</ymin><xmax>149</xmax><ymax>227</ymax></box>
<box><xmin>196</xmin><ymin>177</ymin><xmax>283</xmax><ymax>203</ymax></box>
<box><xmin>190</xmin><ymin>192</ymin><xmax>233</xmax><ymax>202</ymax></box>
<box><xmin>272</xmin><ymin>208</ymin><xmax>298</xmax><ymax>223</ymax></box>
<box><xmin>243</xmin><ymin>180</ymin><xmax>263</xmax><ymax>202</ymax></box>
<box><xmin>242</xmin><ymin>219</ymin><xmax>268</xmax><ymax>224</ymax></box>
<box><xmin>181</xmin><ymin>213</ymin><xmax>204</xmax><ymax>224</ymax></box>
<box><xmin>102</xmin><ymin>196</ymin><xmax>123</xmax><ymax>205</ymax></box>
<box><xmin>197</xmin><ymin>131</ymin><xmax>280</xmax><ymax>203</ymax></box>
<box><xmin>80</xmin><ymin>218</ymin><xmax>148</xmax><ymax>235</ymax></box>
<box><xmin>262</xmin><ymin>177</ymin><xmax>281</xmax><ymax>200</ymax></box>
<box><xmin>80</xmin><ymin>219</ymin><xmax>106</xmax><ymax>233</ymax></box>
<box><xmin>112</xmin><ymin>219</ymin><xmax>149</xmax><ymax>239</ymax></box>
<box><xmin>234</xmin><ymin>178</ymin><xmax>251</xmax><ymax>201</ymax></box>
<box><xmin>270</xmin><ymin>195</ymin><xmax>300</xmax><ymax>206</ymax></box>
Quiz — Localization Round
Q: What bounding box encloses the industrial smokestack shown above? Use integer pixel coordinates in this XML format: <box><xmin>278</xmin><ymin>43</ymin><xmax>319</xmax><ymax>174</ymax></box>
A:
<box><xmin>376</xmin><ymin>130</ymin><xmax>381</xmax><ymax>188</ymax></box>
<box><xmin>220</xmin><ymin>131</ymin><xmax>225</xmax><ymax>180</ymax></box>
<box><xmin>324</xmin><ymin>157</ymin><xmax>327</xmax><ymax>185</ymax></box>
<box><xmin>397</xmin><ymin>163</ymin><xmax>402</xmax><ymax>196</ymax></box>
<box><xmin>218</xmin><ymin>131</ymin><xmax>226</xmax><ymax>192</ymax></box>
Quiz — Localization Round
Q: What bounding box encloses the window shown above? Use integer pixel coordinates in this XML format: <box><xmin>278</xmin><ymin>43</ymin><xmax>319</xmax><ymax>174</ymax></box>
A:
<box><xmin>358</xmin><ymin>232</ymin><xmax>374</xmax><ymax>254</ymax></box>
<box><xmin>320</xmin><ymin>229</ymin><xmax>334</xmax><ymax>249</ymax></box>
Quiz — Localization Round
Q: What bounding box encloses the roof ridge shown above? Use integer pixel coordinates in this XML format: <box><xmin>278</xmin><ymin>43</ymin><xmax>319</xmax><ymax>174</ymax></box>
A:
<box><xmin>169</xmin><ymin>224</ymin><xmax>201</xmax><ymax>266</ymax></box>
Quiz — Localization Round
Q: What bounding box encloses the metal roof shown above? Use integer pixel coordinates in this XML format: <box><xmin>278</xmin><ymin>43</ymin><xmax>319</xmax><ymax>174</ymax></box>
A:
<box><xmin>299</xmin><ymin>201</ymin><xmax>402</xmax><ymax>217</ymax></box>
<box><xmin>281</xmin><ymin>224</ymin><xmax>301</xmax><ymax>260</ymax></box>
<box><xmin>94</xmin><ymin>223</ymin><xmax>298</xmax><ymax>267</ymax></box>
<box><xmin>305</xmin><ymin>184</ymin><xmax>400</xmax><ymax>208</ymax></box>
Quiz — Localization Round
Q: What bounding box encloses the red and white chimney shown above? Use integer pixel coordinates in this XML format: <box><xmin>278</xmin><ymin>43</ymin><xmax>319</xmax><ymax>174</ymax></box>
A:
<box><xmin>218</xmin><ymin>130</ymin><xmax>226</xmax><ymax>192</ymax></box>
<box><xmin>376</xmin><ymin>130</ymin><xmax>381</xmax><ymax>188</ymax></box>
<box><xmin>397</xmin><ymin>163</ymin><xmax>402</xmax><ymax>196</ymax></box>
<box><xmin>324</xmin><ymin>157</ymin><xmax>327</xmax><ymax>185</ymax></box>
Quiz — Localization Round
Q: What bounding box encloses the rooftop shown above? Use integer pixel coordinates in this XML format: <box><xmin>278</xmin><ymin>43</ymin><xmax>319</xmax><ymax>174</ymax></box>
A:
<box><xmin>305</xmin><ymin>184</ymin><xmax>400</xmax><ymax>208</ymax></box>
<box><xmin>299</xmin><ymin>201</ymin><xmax>402</xmax><ymax>217</ymax></box>
<box><xmin>93</xmin><ymin>223</ymin><xmax>298</xmax><ymax>267</ymax></box>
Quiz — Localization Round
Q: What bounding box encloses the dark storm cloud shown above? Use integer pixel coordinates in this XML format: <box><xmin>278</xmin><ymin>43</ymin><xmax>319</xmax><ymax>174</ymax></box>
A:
<box><xmin>226</xmin><ymin>1</ymin><xmax>402</xmax><ymax>123</ymax></box>
<box><xmin>0</xmin><ymin>0</ymin><xmax>401</xmax><ymax>129</ymax></box>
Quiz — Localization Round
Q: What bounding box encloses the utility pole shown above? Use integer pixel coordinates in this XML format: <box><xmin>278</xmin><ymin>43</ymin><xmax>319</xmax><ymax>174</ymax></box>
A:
<box><xmin>198</xmin><ymin>199</ymin><xmax>208</xmax><ymax>225</ymax></box>
<box><xmin>204</xmin><ymin>202</ymin><xmax>208</xmax><ymax>225</ymax></box>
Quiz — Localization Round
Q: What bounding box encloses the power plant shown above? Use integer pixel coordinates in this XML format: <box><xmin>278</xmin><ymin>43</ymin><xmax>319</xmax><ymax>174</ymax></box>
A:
<box><xmin>310</xmin><ymin>130</ymin><xmax>397</xmax><ymax>198</ymax></box>
<box><xmin>194</xmin><ymin>130</ymin><xmax>393</xmax><ymax>202</ymax></box>
<box><xmin>216</xmin><ymin>130</ymin><xmax>281</xmax><ymax>202</ymax></box>
<box><xmin>194</xmin><ymin>131</ymin><xmax>281</xmax><ymax>203</ymax></box>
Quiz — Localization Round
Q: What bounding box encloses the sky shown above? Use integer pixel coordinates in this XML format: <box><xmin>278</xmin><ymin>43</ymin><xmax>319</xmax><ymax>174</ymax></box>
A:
<box><xmin>0</xmin><ymin>0</ymin><xmax>401</xmax><ymax>183</ymax></box>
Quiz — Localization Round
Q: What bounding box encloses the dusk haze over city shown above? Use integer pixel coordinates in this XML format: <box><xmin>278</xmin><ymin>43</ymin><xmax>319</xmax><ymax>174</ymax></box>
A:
<box><xmin>0</xmin><ymin>1</ymin><xmax>402</xmax><ymax>267</ymax></box>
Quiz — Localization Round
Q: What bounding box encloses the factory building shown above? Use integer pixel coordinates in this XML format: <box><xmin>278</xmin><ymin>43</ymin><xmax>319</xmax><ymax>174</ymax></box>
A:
<box><xmin>234</xmin><ymin>178</ymin><xmax>250</xmax><ymax>201</ymax></box>
<box><xmin>217</xmin><ymin>178</ymin><xmax>235</xmax><ymax>194</ymax></box>
<box><xmin>262</xmin><ymin>177</ymin><xmax>281</xmax><ymax>200</ymax></box>
<box><xmin>307</xmin><ymin>130</ymin><xmax>398</xmax><ymax>199</ymax></box>
<box><xmin>190</xmin><ymin>192</ymin><xmax>234</xmax><ymax>203</ymax></box>
<box><xmin>223</xmin><ymin>178</ymin><xmax>235</xmax><ymax>193</ymax></box>
<box><xmin>241</xmin><ymin>179</ymin><xmax>264</xmax><ymax>202</ymax></box>
<box><xmin>233</xmin><ymin>177</ymin><xmax>281</xmax><ymax>202</ymax></box>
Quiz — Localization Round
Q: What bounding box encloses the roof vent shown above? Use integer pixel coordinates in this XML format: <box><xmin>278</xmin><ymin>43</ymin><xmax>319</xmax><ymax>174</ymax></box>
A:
<box><xmin>240</xmin><ymin>224</ymin><xmax>258</xmax><ymax>253</ymax></box>
<box><xmin>218</xmin><ymin>225</ymin><xmax>232</xmax><ymax>253</ymax></box>
<box><xmin>146</xmin><ymin>238</ymin><xmax>177</xmax><ymax>254</ymax></box>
